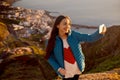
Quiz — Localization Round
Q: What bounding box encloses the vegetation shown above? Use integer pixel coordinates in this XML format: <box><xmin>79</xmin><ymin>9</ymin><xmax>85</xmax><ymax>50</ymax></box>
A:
<box><xmin>0</xmin><ymin>22</ymin><xmax>9</xmax><ymax>41</ymax></box>
<box><xmin>0</xmin><ymin>22</ymin><xmax>9</xmax><ymax>48</ymax></box>
<box><xmin>89</xmin><ymin>53</ymin><xmax>120</xmax><ymax>73</ymax></box>
<box><xmin>29</xmin><ymin>46</ymin><xmax>45</xmax><ymax>56</ymax></box>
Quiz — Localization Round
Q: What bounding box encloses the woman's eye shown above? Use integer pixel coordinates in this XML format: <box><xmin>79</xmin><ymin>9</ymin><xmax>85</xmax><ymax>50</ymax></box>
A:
<box><xmin>63</xmin><ymin>23</ymin><xmax>71</xmax><ymax>26</ymax></box>
<box><xmin>63</xmin><ymin>23</ymin><xmax>66</xmax><ymax>26</ymax></box>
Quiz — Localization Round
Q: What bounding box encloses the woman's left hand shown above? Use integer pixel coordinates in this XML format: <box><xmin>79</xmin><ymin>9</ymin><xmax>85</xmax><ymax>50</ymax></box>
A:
<box><xmin>99</xmin><ymin>24</ymin><xmax>107</xmax><ymax>34</ymax></box>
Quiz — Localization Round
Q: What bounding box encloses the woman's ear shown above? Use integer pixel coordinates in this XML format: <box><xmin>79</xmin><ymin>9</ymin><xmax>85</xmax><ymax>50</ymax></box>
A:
<box><xmin>57</xmin><ymin>25</ymin><xmax>59</xmax><ymax>29</ymax></box>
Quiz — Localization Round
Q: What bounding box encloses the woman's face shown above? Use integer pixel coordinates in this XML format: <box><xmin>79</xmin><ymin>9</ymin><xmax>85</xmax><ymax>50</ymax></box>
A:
<box><xmin>57</xmin><ymin>18</ymin><xmax>71</xmax><ymax>35</ymax></box>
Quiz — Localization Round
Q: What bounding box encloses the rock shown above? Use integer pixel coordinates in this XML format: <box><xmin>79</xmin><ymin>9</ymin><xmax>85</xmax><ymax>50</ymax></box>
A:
<box><xmin>79</xmin><ymin>71</ymin><xmax>120</xmax><ymax>80</ymax></box>
<box><xmin>0</xmin><ymin>55</ymin><xmax>57</xmax><ymax>80</ymax></box>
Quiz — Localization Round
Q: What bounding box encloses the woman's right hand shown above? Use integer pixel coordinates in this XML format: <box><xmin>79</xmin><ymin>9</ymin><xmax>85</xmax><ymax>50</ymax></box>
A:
<box><xmin>99</xmin><ymin>24</ymin><xmax>107</xmax><ymax>34</ymax></box>
<box><xmin>58</xmin><ymin>68</ymin><xmax>66</xmax><ymax>76</ymax></box>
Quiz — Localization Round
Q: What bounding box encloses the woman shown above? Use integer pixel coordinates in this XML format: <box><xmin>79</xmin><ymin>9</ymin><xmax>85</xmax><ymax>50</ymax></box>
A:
<box><xmin>45</xmin><ymin>15</ymin><xmax>107</xmax><ymax>80</ymax></box>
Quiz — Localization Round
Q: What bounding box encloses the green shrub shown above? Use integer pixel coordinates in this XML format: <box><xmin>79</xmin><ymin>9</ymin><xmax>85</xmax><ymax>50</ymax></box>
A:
<box><xmin>89</xmin><ymin>53</ymin><xmax>120</xmax><ymax>73</ymax></box>
<box><xmin>29</xmin><ymin>46</ymin><xmax>45</xmax><ymax>56</ymax></box>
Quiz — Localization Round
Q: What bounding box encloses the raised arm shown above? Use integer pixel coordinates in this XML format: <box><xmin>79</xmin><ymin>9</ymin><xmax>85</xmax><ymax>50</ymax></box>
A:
<box><xmin>74</xmin><ymin>24</ymin><xmax>107</xmax><ymax>42</ymax></box>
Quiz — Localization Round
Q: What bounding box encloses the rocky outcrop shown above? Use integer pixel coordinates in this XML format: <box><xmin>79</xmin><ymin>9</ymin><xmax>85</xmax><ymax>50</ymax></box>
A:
<box><xmin>0</xmin><ymin>54</ymin><xmax>57</xmax><ymax>80</ymax></box>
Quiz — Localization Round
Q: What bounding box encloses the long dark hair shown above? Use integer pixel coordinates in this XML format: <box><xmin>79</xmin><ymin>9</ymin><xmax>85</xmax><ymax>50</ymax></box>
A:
<box><xmin>45</xmin><ymin>15</ymin><xmax>71</xmax><ymax>59</ymax></box>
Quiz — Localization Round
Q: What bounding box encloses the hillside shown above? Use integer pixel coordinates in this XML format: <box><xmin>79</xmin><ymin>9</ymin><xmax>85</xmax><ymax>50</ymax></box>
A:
<box><xmin>0</xmin><ymin>24</ymin><xmax>120</xmax><ymax>80</ymax></box>
<box><xmin>77</xmin><ymin>25</ymin><xmax>120</xmax><ymax>80</ymax></box>
<box><xmin>0</xmin><ymin>54</ymin><xmax>57</xmax><ymax>80</ymax></box>
<box><xmin>82</xmin><ymin>25</ymin><xmax>120</xmax><ymax>73</ymax></box>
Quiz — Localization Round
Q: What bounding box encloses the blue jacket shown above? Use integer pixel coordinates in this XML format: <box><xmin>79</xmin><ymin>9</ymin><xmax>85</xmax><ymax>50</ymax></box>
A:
<box><xmin>48</xmin><ymin>29</ymin><xmax>103</xmax><ymax>76</ymax></box>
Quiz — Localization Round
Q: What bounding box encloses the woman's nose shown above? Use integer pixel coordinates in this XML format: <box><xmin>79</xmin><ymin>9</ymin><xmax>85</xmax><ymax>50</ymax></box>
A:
<box><xmin>66</xmin><ymin>25</ymin><xmax>70</xmax><ymax>28</ymax></box>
